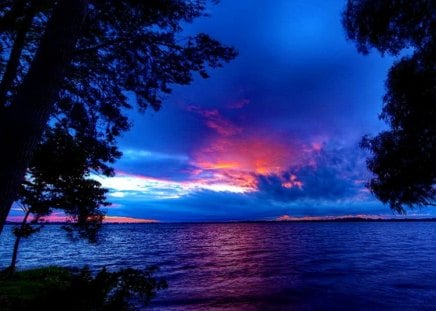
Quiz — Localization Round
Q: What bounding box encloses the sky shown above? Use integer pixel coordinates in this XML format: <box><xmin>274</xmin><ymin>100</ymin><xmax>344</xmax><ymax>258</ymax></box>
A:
<box><xmin>9</xmin><ymin>0</ymin><xmax>435</xmax><ymax>222</ymax></box>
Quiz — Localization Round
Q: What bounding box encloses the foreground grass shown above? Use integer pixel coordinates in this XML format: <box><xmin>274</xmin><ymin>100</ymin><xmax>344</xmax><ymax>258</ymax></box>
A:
<box><xmin>0</xmin><ymin>266</ymin><xmax>167</xmax><ymax>311</ymax></box>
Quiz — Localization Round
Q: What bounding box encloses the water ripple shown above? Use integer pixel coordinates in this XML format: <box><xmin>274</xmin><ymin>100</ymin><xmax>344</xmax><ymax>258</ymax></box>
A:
<box><xmin>1</xmin><ymin>222</ymin><xmax>435</xmax><ymax>310</ymax></box>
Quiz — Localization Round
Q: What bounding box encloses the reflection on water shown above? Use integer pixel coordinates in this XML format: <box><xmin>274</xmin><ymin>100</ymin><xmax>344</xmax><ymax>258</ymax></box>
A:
<box><xmin>1</xmin><ymin>222</ymin><xmax>435</xmax><ymax>310</ymax></box>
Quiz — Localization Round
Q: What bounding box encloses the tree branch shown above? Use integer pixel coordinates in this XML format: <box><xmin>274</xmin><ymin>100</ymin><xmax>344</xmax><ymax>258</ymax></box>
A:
<box><xmin>73</xmin><ymin>37</ymin><xmax>130</xmax><ymax>56</ymax></box>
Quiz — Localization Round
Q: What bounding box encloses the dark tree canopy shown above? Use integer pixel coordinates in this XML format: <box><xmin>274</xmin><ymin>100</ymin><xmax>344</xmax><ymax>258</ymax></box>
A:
<box><xmin>20</xmin><ymin>125</ymin><xmax>111</xmax><ymax>241</ymax></box>
<box><xmin>0</xmin><ymin>0</ymin><xmax>237</xmax><ymax>233</ymax></box>
<box><xmin>342</xmin><ymin>0</ymin><xmax>434</xmax><ymax>55</ymax></box>
<box><xmin>343</xmin><ymin>0</ymin><xmax>435</xmax><ymax>213</ymax></box>
<box><xmin>0</xmin><ymin>0</ymin><xmax>236</xmax><ymax>110</ymax></box>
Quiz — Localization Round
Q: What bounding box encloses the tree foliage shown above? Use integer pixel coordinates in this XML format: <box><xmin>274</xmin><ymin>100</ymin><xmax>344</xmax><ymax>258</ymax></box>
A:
<box><xmin>343</xmin><ymin>0</ymin><xmax>435</xmax><ymax>212</ymax></box>
<box><xmin>342</xmin><ymin>0</ymin><xmax>434</xmax><ymax>55</ymax></box>
<box><xmin>0</xmin><ymin>0</ymin><xmax>236</xmax><ymax>111</ymax></box>
<box><xmin>19</xmin><ymin>125</ymin><xmax>111</xmax><ymax>241</ymax></box>
<box><xmin>0</xmin><ymin>0</ymin><xmax>237</xmax><ymax>232</ymax></box>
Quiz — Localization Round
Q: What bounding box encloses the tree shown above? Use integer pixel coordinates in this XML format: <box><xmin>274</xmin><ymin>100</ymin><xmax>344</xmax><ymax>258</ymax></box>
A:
<box><xmin>342</xmin><ymin>0</ymin><xmax>435</xmax><ymax>213</ymax></box>
<box><xmin>0</xmin><ymin>0</ymin><xmax>237</xmax><ymax>233</ymax></box>
<box><xmin>8</xmin><ymin>125</ymin><xmax>111</xmax><ymax>273</ymax></box>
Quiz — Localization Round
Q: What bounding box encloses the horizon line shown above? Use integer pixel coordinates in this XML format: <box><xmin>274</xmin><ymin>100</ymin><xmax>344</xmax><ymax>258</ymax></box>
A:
<box><xmin>5</xmin><ymin>216</ymin><xmax>436</xmax><ymax>225</ymax></box>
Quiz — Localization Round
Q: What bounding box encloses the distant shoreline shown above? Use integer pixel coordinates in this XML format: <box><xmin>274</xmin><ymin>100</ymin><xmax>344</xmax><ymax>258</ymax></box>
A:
<box><xmin>4</xmin><ymin>218</ymin><xmax>436</xmax><ymax>225</ymax></box>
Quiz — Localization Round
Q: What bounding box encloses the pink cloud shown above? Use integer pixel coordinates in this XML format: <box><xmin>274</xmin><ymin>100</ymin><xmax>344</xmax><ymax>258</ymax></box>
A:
<box><xmin>7</xmin><ymin>212</ymin><xmax>68</xmax><ymax>223</ymax></box>
<box><xmin>186</xmin><ymin>105</ymin><xmax>326</xmax><ymax>191</ymax></box>
<box><xmin>228</xmin><ymin>98</ymin><xmax>250</xmax><ymax>109</ymax></box>
<box><xmin>187</xmin><ymin>103</ymin><xmax>327</xmax><ymax>193</ymax></box>
<box><xmin>191</xmin><ymin>131</ymin><xmax>325</xmax><ymax>194</ymax></box>
<box><xmin>187</xmin><ymin>105</ymin><xmax>241</xmax><ymax>136</ymax></box>
<box><xmin>195</xmin><ymin>134</ymin><xmax>300</xmax><ymax>175</ymax></box>
<box><xmin>7</xmin><ymin>213</ymin><xmax>158</xmax><ymax>224</ymax></box>
<box><xmin>282</xmin><ymin>174</ymin><xmax>303</xmax><ymax>189</ymax></box>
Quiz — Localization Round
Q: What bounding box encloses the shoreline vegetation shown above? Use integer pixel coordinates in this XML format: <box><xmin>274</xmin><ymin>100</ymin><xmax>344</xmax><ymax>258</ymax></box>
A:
<box><xmin>0</xmin><ymin>266</ymin><xmax>167</xmax><ymax>311</ymax></box>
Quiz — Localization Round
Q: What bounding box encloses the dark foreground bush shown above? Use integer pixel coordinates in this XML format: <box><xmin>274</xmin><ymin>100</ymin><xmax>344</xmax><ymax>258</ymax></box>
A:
<box><xmin>0</xmin><ymin>266</ymin><xmax>167</xmax><ymax>310</ymax></box>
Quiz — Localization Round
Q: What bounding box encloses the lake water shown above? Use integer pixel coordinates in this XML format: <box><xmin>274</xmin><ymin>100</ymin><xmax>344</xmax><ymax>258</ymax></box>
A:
<box><xmin>1</xmin><ymin>222</ymin><xmax>435</xmax><ymax>310</ymax></box>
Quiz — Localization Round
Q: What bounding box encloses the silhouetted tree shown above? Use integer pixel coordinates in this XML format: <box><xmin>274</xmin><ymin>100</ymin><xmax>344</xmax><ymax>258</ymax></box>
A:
<box><xmin>343</xmin><ymin>0</ymin><xmax>435</xmax><ymax>212</ymax></box>
<box><xmin>8</xmin><ymin>125</ymin><xmax>112</xmax><ymax>273</ymax></box>
<box><xmin>0</xmin><ymin>0</ymin><xmax>237</xmax><ymax>233</ymax></box>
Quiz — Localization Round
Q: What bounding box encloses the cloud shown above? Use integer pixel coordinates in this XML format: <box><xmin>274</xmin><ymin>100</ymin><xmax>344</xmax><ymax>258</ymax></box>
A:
<box><xmin>194</xmin><ymin>134</ymin><xmax>306</xmax><ymax>175</ymax></box>
<box><xmin>122</xmin><ymin>149</ymin><xmax>188</xmax><ymax>162</ymax></box>
<box><xmin>94</xmin><ymin>173</ymin><xmax>192</xmax><ymax>200</ymax></box>
<box><xmin>188</xmin><ymin>102</ymin><xmax>326</xmax><ymax>192</ymax></box>
<box><xmin>228</xmin><ymin>98</ymin><xmax>250</xmax><ymax>109</ymax></box>
<box><xmin>187</xmin><ymin>105</ymin><xmax>242</xmax><ymax>136</ymax></box>
<box><xmin>108</xmin><ymin>190</ymin><xmax>281</xmax><ymax>222</ymax></box>
<box><xmin>256</xmin><ymin>140</ymin><xmax>370</xmax><ymax>202</ymax></box>
<box><xmin>115</xmin><ymin>148</ymin><xmax>194</xmax><ymax>181</ymax></box>
<box><xmin>98</xmin><ymin>129</ymin><xmax>371</xmax><ymax>221</ymax></box>
<box><xmin>94</xmin><ymin>168</ymin><xmax>256</xmax><ymax>203</ymax></box>
<box><xmin>105</xmin><ymin>188</ymin><xmax>418</xmax><ymax>222</ymax></box>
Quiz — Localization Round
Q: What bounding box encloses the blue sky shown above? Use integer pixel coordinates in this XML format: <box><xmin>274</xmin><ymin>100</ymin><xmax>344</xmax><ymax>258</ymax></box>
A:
<box><xmin>12</xmin><ymin>0</ymin><xmax>435</xmax><ymax>222</ymax></box>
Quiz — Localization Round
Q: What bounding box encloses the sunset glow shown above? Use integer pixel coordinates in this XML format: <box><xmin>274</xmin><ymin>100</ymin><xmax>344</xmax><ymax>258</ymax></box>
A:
<box><xmin>1</xmin><ymin>1</ymin><xmax>433</xmax><ymax>310</ymax></box>
<box><xmin>6</xmin><ymin>0</ymin><xmax>434</xmax><ymax>223</ymax></box>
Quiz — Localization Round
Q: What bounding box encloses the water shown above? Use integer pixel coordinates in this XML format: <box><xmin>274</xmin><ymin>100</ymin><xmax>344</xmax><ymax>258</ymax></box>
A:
<box><xmin>1</xmin><ymin>222</ymin><xmax>435</xmax><ymax>310</ymax></box>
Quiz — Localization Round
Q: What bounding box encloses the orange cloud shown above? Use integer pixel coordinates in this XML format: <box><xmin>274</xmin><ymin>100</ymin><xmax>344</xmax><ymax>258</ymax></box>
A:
<box><xmin>195</xmin><ymin>135</ymin><xmax>301</xmax><ymax>176</ymax></box>
<box><xmin>196</xmin><ymin>161</ymin><xmax>240</xmax><ymax>170</ymax></box>
<box><xmin>188</xmin><ymin>114</ymin><xmax>333</xmax><ymax>198</ymax></box>
<box><xmin>188</xmin><ymin>104</ymin><xmax>325</xmax><ymax>192</ymax></box>
<box><xmin>192</xmin><ymin>169</ymin><xmax>258</xmax><ymax>192</ymax></box>
<box><xmin>282</xmin><ymin>174</ymin><xmax>303</xmax><ymax>189</ymax></box>
<box><xmin>191</xmin><ymin>131</ymin><xmax>322</xmax><ymax>193</ymax></box>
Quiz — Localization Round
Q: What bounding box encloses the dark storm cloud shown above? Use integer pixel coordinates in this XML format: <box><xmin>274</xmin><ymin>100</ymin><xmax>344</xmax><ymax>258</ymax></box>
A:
<box><xmin>108</xmin><ymin>190</ymin><xmax>287</xmax><ymax>222</ymax></box>
<box><xmin>115</xmin><ymin>148</ymin><xmax>195</xmax><ymax>181</ymax></box>
<box><xmin>256</xmin><ymin>140</ymin><xmax>368</xmax><ymax>201</ymax></box>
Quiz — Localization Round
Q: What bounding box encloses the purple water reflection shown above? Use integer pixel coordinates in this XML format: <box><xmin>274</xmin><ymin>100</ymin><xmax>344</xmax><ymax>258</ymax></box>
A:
<box><xmin>1</xmin><ymin>222</ymin><xmax>435</xmax><ymax>310</ymax></box>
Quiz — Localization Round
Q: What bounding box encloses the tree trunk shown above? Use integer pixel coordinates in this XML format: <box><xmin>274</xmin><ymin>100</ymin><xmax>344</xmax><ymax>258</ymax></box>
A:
<box><xmin>0</xmin><ymin>0</ymin><xmax>89</xmax><ymax>235</ymax></box>
<box><xmin>0</xmin><ymin>2</ymin><xmax>36</xmax><ymax>107</ymax></box>
<box><xmin>8</xmin><ymin>208</ymin><xmax>31</xmax><ymax>274</ymax></box>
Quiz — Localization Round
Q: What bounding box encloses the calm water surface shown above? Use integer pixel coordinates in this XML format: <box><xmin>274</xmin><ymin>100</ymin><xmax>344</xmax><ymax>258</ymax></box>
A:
<box><xmin>1</xmin><ymin>222</ymin><xmax>435</xmax><ymax>310</ymax></box>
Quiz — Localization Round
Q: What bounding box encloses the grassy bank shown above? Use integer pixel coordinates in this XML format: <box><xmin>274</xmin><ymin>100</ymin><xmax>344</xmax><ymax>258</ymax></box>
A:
<box><xmin>0</xmin><ymin>266</ymin><xmax>167</xmax><ymax>310</ymax></box>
